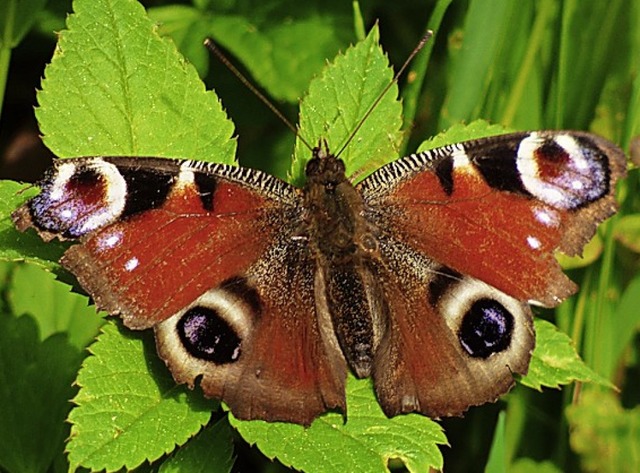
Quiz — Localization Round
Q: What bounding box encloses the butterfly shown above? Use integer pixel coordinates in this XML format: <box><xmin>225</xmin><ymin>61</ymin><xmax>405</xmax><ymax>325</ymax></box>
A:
<box><xmin>11</xmin><ymin>127</ymin><xmax>625</xmax><ymax>425</ymax></box>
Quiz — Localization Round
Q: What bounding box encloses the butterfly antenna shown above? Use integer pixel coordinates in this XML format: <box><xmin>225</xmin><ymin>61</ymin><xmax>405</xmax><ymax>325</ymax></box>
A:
<box><xmin>204</xmin><ymin>38</ymin><xmax>314</xmax><ymax>152</ymax></box>
<box><xmin>335</xmin><ymin>30</ymin><xmax>433</xmax><ymax>158</ymax></box>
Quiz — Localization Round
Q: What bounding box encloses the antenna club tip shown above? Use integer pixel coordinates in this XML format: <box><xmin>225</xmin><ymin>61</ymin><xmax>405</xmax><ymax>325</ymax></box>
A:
<box><xmin>204</xmin><ymin>37</ymin><xmax>216</xmax><ymax>50</ymax></box>
<box><xmin>421</xmin><ymin>30</ymin><xmax>434</xmax><ymax>44</ymax></box>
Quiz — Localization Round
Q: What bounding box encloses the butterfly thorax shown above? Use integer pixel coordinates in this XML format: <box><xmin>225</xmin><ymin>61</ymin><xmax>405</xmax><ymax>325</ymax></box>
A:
<box><xmin>304</xmin><ymin>152</ymin><xmax>364</xmax><ymax>259</ymax></box>
<box><xmin>303</xmin><ymin>147</ymin><xmax>387</xmax><ymax>378</ymax></box>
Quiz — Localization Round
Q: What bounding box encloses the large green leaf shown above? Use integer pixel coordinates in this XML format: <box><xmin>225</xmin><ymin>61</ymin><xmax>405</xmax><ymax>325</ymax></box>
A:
<box><xmin>35</xmin><ymin>0</ymin><xmax>235</xmax><ymax>163</ymax></box>
<box><xmin>8</xmin><ymin>263</ymin><xmax>104</xmax><ymax>349</ymax></box>
<box><xmin>0</xmin><ymin>313</ymin><xmax>83</xmax><ymax>473</ymax></box>
<box><xmin>291</xmin><ymin>25</ymin><xmax>403</xmax><ymax>185</ymax></box>
<box><xmin>67</xmin><ymin>322</ymin><xmax>216</xmax><ymax>472</ymax></box>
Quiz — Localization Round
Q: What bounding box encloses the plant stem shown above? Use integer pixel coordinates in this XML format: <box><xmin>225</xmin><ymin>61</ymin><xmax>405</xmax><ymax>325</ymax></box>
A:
<box><xmin>500</xmin><ymin>0</ymin><xmax>554</xmax><ymax>127</ymax></box>
<box><xmin>0</xmin><ymin>0</ymin><xmax>16</xmax><ymax>120</ymax></box>
<box><xmin>400</xmin><ymin>0</ymin><xmax>452</xmax><ymax>154</ymax></box>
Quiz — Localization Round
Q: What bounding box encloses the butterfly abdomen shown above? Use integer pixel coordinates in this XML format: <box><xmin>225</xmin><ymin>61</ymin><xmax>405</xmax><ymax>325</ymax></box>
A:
<box><xmin>318</xmin><ymin>261</ymin><xmax>388</xmax><ymax>378</ymax></box>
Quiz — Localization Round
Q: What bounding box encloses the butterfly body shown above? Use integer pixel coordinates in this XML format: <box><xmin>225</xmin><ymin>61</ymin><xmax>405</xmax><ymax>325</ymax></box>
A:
<box><xmin>303</xmin><ymin>145</ymin><xmax>385</xmax><ymax>378</ymax></box>
<box><xmin>12</xmin><ymin>131</ymin><xmax>625</xmax><ymax>424</ymax></box>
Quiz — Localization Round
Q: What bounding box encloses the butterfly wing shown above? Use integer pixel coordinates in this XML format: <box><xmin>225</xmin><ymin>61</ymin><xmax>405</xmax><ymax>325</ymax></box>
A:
<box><xmin>359</xmin><ymin>131</ymin><xmax>625</xmax><ymax>417</ymax></box>
<box><xmin>154</xmin><ymin>234</ymin><xmax>348</xmax><ymax>424</ymax></box>
<box><xmin>372</xmin><ymin>240</ymin><xmax>534</xmax><ymax>417</ymax></box>
<box><xmin>13</xmin><ymin>156</ymin><xmax>347</xmax><ymax>424</ymax></box>
<box><xmin>360</xmin><ymin>131</ymin><xmax>626</xmax><ymax>307</ymax></box>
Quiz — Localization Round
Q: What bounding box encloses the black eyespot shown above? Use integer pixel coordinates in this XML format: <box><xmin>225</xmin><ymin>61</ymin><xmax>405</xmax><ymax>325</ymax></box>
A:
<box><xmin>458</xmin><ymin>298</ymin><xmax>514</xmax><ymax>358</ymax></box>
<box><xmin>177</xmin><ymin>306</ymin><xmax>242</xmax><ymax>364</ymax></box>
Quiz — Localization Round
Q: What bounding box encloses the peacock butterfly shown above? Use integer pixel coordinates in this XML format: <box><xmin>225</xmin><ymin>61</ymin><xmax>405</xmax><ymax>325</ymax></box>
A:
<box><xmin>10</xmin><ymin>26</ymin><xmax>627</xmax><ymax>427</ymax></box>
<box><xmin>12</xmin><ymin>127</ymin><xmax>625</xmax><ymax>425</ymax></box>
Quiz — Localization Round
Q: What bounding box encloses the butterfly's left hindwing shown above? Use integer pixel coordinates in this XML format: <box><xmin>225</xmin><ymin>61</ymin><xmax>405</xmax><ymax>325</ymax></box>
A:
<box><xmin>154</xmin><ymin>236</ymin><xmax>348</xmax><ymax>424</ymax></box>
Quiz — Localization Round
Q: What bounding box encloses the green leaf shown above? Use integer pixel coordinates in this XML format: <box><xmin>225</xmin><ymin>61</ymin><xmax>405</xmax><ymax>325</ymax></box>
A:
<box><xmin>8</xmin><ymin>263</ymin><xmax>104</xmax><ymax>349</ymax></box>
<box><xmin>67</xmin><ymin>322</ymin><xmax>216</xmax><ymax>472</ymax></box>
<box><xmin>230</xmin><ymin>376</ymin><xmax>446</xmax><ymax>473</ymax></box>
<box><xmin>35</xmin><ymin>0</ymin><xmax>236</xmax><ymax>163</ymax></box>
<box><xmin>158</xmin><ymin>419</ymin><xmax>234</xmax><ymax>473</ymax></box>
<box><xmin>148</xmin><ymin>5</ymin><xmax>212</xmax><ymax>77</ymax></box>
<box><xmin>416</xmin><ymin>119</ymin><xmax>509</xmax><ymax>152</ymax></box>
<box><xmin>521</xmin><ymin>319</ymin><xmax>613</xmax><ymax>391</ymax></box>
<box><xmin>291</xmin><ymin>25</ymin><xmax>403</xmax><ymax>185</ymax></box>
<box><xmin>566</xmin><ymin>390</ymin><xmax>640</xmax><ymax>473</ymax></box>
<box><xmin>0</xmin><ymin>313</ymin><xmax>83</xmax><ymax>473</ymax></box>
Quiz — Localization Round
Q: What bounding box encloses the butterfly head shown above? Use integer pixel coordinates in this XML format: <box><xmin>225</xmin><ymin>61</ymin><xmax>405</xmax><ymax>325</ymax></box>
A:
<box><xmin>305</xmin><ymin>141</ymin><xmax>348</xmax><ymax>188</ymax></box>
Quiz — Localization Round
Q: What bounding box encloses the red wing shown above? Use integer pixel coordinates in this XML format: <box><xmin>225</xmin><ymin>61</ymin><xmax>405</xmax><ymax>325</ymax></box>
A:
<box><xmin>372</xmin><ymin>238</ymin><xmax>534</xmax><ymax>417</ymax></box>
<box><xmin>154</xmin><ymin>239</ymin><xmax>347</xmax><ymax>425</ymax></box>
<box><xmin>359</xmin><ymin>131</ymin><xmax>626</xmax><ymax>307</ymax></box>
<box><xmin>12</xmin><ymin>156</ymin><xmax>299</xmax><ymax>328</ymax></box>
